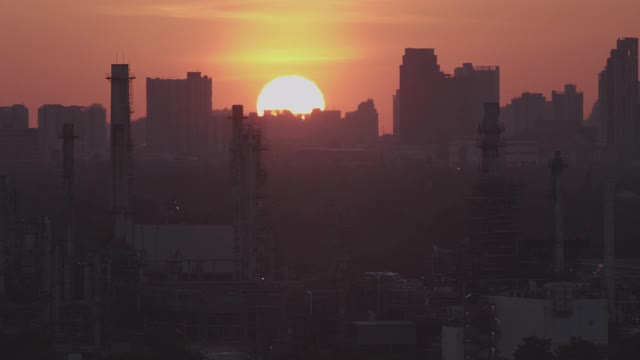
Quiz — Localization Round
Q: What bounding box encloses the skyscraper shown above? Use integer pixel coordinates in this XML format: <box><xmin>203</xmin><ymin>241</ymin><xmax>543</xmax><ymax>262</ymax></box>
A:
<box><xmin>0</xmin><ymin>104</ymin><xmax>38</xmax><ymax>163</ymax></box>
<box><xmin>398</xmin><ymin>49</ymin><xmax>500</xmax><ymax>146</ymax></box>
<box><xmin>146</xmin><ymin>72</ymin><xmax>213</xmax><ymax>158</ymax></box>
<box><xmin>398</xmin><ymin>48</ymin><xmax>445</xmax><ymax>144</ymax></box>
<box><xmin>0</xmin><ymin>105</ymin><xmax>28</xmax><ymax>129</ymax></box>
<box><xmin>599</xmin><ymin>37</ymin><xmax>639</xmax><ymax>154</ymax></box>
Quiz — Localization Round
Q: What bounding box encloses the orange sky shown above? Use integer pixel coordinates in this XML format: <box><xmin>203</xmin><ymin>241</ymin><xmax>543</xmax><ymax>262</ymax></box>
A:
<box><xmin>1</xmin><ymin>0</ymin><xmax>639</xmax><ymax>133</ymax></box>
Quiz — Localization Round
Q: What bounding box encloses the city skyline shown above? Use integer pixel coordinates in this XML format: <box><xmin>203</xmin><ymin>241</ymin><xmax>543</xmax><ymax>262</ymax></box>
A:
<box><xmin>1</xmin><ymin>0</ymin><xmax>640</xmax><ymax>132</ymax></box>
<box><xmin>3</xmin><ymin>3</ymin><xmax>640</xmax><ymax>358</ymax></box>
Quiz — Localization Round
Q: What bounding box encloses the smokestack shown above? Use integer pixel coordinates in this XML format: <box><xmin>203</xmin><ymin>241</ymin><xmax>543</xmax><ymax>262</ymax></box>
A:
<box><xmin>111</xmin><ymin>124</ymin><xmax>130</xmax><ymax>244</ymax></box>
<box><xmin>108</xmin><ymin>64</ymin><xmax>134</xmax><ymax>245</ymax></box>
<box><xmin>108</xmin><ymin>64</ymin><xmax>133</xmax><ymax>142</ymax></box>
<box><xmin>550</xmin><ymin>151</ymin><xmax>567</xmax><ymax>273</ymax></box>
<box><xmin>229</xmin><ymin>105</ymin><xmax>266</xmax><ymax>280</ymax></box>
<box><xmin>604</xmin><ymin>180</ymin><xmax>616</xmax><ymax>323</ymax></box>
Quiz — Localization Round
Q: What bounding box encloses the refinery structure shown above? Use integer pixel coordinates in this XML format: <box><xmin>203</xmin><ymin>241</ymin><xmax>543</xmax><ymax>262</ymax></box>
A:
<box><xmin>1</xmin><ymin>46</ymin><xmax>640</xmax><ymax>360</ymax></box>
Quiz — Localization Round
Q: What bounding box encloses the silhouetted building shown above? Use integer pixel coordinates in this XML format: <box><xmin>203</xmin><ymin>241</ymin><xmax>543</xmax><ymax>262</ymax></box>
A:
<box><xmin>599</xmin><ymin>38</ymin><xmax>639</xmax><ymax>154</ymax></box>
<box><xmin>308</xmin><ymin>109</ymin><xmax>343</xmax><ymax>147</ymax></box>
<box><xmin>453</xmin><ymin>63</ymin><xmax>500</xmax><ymax>138</ymax></box>
<box><xmin>503</xmin><ymin>92</ymin><xmax>549</xmax><ymax>138</ymax></box>
<box><xmin>131</xmin><ymin>117</ymin><xmax>147</xmax><ymax>147</ymax></box>
<box><xmin>82</xmin><ymin>104</ymin><xmax>108</xmax><ymax>160</ymax></box>
<box><xmin>447</xmin><ymin>290</ymin><xmax>608</xmax><ymax>360</ymax></box>
<box><xmin>398</xmin><ymin>49</ymin><xmax>500</xmax><ymax>145</ymax></box>
<box><xmin>552</xmin><ymin>84</ymin><xmax>583</xmax><ymax>126</ymax></box>
<box><xmin>0</xmin><ymin>105</ymin><xmax>38</xmax><ymax>163</ymax></box>
<box><xmin>38</xmin><ymin>104</ymin><xmax>108</xmax><ymax>161</ymax></box>
<box><xmin>551</xmin><ymin>84</ymin><xmax>584</xmax><ymax>144</ymax></box>
<box><xmin>345</xmin><ymin>99</ymin><xmax>379</xmax><ymax>145</ymax></box>
<box><xmin>0</xmin><ymin>104</ymin><xmax>28</xmax><ymax>129</ymax></box>
<box><xmin>398</xmin><ymin>48</ymin><xmax>446</xmax><ymax>144</ymax></box>
<box><xmin>211</xmin><ymin>109</ymin><xmax>232</xmax><ymax>157</ymax></box>
<box><xmin>254</xmin><ymin>103</ymin><xmax>378</xmax><ymax>150</ymax></box>
<box><xmin>146</xmin><ymin>72</ymin><xmax>213</xmax><ymax>158</ymax></box>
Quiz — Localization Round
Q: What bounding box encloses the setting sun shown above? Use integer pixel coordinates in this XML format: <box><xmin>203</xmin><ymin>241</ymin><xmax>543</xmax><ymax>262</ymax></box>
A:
<box><xmin>257</xmin><ymin>75</ymin><xmax>325</xmax><ymax>116</ymax></box>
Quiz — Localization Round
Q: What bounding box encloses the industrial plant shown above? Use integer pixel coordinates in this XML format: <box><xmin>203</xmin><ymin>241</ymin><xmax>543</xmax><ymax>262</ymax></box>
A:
<box><xmin>2</xmin><ymin>38</ymin><xmax>640</xmax><ymax>360</ymax></box>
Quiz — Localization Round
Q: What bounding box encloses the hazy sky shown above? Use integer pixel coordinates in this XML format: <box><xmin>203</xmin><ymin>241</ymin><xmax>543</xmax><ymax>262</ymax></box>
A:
<box><xmin>1</xmin><ymin>0</ymin><xmax>639</xmax><ymax>132</ymax></box>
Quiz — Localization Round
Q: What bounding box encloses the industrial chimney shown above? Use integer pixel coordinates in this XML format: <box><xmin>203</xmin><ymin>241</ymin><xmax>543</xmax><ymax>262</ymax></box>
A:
<box><xmin>107</xmin><ymin>64</ymin><xmax>134</xmax><ymax>245</ymax></box>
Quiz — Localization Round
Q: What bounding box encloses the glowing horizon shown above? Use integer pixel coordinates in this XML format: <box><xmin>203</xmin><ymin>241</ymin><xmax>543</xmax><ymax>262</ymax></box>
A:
<box><xmin>1</xmin><ymin>1</ymin><xmax>640</xmax><ymax>133</ymax></box>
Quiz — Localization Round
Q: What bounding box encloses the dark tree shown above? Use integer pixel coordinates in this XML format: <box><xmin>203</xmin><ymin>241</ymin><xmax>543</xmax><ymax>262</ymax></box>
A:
<box><xmin>513</xmin><ymin>336</ymin><xmax>555</xmax><ymax>360</ymax></box>
<box><xmin>556</xmin><ymin>337</ymin><xmax>601</xmax><ymax>360</ymax></box>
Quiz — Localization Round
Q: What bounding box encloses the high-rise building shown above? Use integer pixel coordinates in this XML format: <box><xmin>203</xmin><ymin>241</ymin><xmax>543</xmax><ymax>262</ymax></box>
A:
<box><xmin>82</xmin><ymin>104</ymin><xmax>108</xmax><ymax>160</ymax></box>
<box><xmin>599</xmin><ymin>38</ymin><xmax>639</xmax><ymax>153</ymax></box>
<box><xmin>552</xmin><ymin>84</ymin><xmax>584</xmax><ymax>141</ymax></box>
<box><xmin>453</xmin><ymin>64</ymin><xmax>500</xmax><ymax>138</ymax></box>
<box><xmin>345</xmin><ymin>99</ymin><xmax>379</xmax><ymax>145</ymax></box>
<box><xmin>398</xmin><ymin>48</ymin><xmax>445</xmax><ymax>144</ymax></box>
<box><xmin>398</xmin><ymin>49</ymin><xmax>500</xmax><ymax>145</ymax></box>
<box><xmin>552</xmin><ymin>84</ymin><xmax>583</xmax><ymax>125</ymax></box>
<box><xmin>504</xmin><ymin>93</ymin><xmax>548</xmax><ymax>138</ymax></box>
<box><xmin>308</xmin><ymin>109</ymin><xmax>343</xmax><ymax>147</ymax></box>
<box><xmin>0</xmin><ymin>104</ymin><xmax>29</xmax><ymax>129</ymax></box>
<box><xmin>211</xmin><ymin>109</ymin><xmax>232</xmax><ymax>157</ymax></box>
<box><xmin>131</xmin><ymin>117</ymin><xmax>147</xmax><ymax>148</ymax></box>
<box><xmin>38</xmin><ymin>104</ymin><xmax>108</xmax><ymax>161</ymax></box>
<box><xmin>146</xmin><ymin>72</ymin><xmax>213</xmax><ymax>158</ymax></box>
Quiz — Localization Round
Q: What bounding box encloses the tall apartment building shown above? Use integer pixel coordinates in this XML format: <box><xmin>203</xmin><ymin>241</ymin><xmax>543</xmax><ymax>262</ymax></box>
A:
<box><xmin>345</xmin><ymin>99</ymin><xmax>379</xmax><ymax>145</ymax></box>
<box><xmin>146</xmin><ymin>72</ymin><xmax>213</xmax><ymax>158</ymax></box>
<box><xmin>503</xmin><ymin>93</ymin><xmax>549</xmax><ymax>138</ymax></box>
<box><xmin>551</xmin><ymin>84</ymin><xmax>584</xmax><ymax>143</ymax></box>
<box><xmin>0</xmin><ymin>104</ymin><xmax>29</xmax><ymax>129</ymax></box>
<box><xmin>599</xmin><ymin>38</ymin><xmax>639</xmax><ymax>154</ymax></box>
<box><xmin>397</xmin><ymin>49</ymin><xmax>500</xmax><ymax>145</ymax></box>
<box><xmin>398</xmin><ymin>48</ymin><xmax>446</xmax><ymax>144</ymax></box>
<box><xmin>38</xmin><ymin>104</ymin><xmax>107</xmax><ymax>161</ymax></box>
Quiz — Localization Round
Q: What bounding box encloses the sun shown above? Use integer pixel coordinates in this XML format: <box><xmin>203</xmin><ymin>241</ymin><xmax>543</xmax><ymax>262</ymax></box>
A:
<box><xmin>257</xmin><ymin>75</ymin><xmax>325</xmax><ymax>116</ymax></box>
